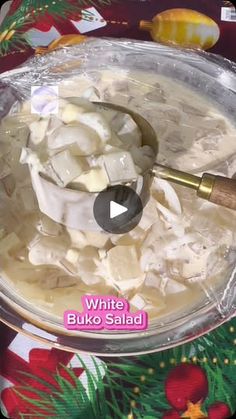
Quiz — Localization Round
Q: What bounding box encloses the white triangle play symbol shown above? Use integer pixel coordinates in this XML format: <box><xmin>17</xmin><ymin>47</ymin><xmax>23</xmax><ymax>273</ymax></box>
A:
<box><xmin>110</xmin><ymin>201</ymin><xmax>128</xmax><ymax>219</ymax></box>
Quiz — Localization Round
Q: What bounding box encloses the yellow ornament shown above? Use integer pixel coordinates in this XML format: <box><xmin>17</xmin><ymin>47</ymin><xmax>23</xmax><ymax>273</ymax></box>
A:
<box><xmin>181</xmin><ymin>401</ymin><xmax>207</xmax><ymax>419</ymax></box>
<box><xmin>140</xmin><ymin>8</ymin><xmax>220</xmax><ymax>50</ymax></box>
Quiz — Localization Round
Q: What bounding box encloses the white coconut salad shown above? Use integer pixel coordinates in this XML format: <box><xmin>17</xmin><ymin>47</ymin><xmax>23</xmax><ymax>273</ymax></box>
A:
<box><xmin>0</xmin><ymin>69</ymin><xmax>236</xmax><ymax>321</ymax></box>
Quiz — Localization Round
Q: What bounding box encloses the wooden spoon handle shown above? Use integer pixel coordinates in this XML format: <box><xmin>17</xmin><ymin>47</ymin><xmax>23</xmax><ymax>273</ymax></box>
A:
<box><xmin>198</xmin><ymin>174</ymin><xmax>236</xmax><ymax>210</ymax></box>
<box><xmin>208</xmin><ymin>176</ymin><xmax>236</xmax><ymax>210</ymax></box>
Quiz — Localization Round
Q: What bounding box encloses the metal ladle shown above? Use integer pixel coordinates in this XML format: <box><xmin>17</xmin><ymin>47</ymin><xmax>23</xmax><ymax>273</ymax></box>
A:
<box><xmin>96</xmin><ymin>102</ymin><xmax>236</xmax><ymax>211</ymax></box>
<box><xmin>24</xmin><ymin>99</ymin><xmax>236</xmax><ymax>232</ymax></box>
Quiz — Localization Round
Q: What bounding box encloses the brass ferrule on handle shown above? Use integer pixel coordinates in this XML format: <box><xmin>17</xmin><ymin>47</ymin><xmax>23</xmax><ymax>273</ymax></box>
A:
<box><xmin>197</xmin><ymin>173</ymin><xmax>216</xmax><ymax>200</ymax></box>
<box><xmin>152</xmin><ymin>164</ymin><xmax>216</xmax><ymax>198</ymax></box>
<box><xmin>152</xmin><ymin>164</ymin><xmax>202</xmax><ymax>191</ymax></box>
<box><xmin>152</xmin><ymin>164</ymin><xmax>236</xmax><ymax>210</ymax></box>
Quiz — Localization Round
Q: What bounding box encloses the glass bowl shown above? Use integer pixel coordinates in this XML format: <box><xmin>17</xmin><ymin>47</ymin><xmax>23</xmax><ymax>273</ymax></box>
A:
<box><xmin>0</xmin><ymin>38</ymin><xmax>235</xmax><ymax>356</ymax></box>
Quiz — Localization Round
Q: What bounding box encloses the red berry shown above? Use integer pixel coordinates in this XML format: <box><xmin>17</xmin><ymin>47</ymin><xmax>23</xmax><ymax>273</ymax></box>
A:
<box><xmin>162</xmin><ymin>410</ymin><xmax>181</xmax><ymax>419</ymax></box>
<box><xmin>208</xmin><ymin>402</ymin><xmax>231</xmax><ymax>419</ymax></box>
<box><xmin>165</xmin><ymin>364</ymin><xmax>208</xmax><ymax>411</ymax></box>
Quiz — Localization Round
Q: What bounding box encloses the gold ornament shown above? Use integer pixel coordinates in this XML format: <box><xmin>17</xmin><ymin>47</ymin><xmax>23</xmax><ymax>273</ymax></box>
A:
<box><xmin>140</xmin><ymin>8</ymin><xmax>220</xmax><ymax>50</ymax></box>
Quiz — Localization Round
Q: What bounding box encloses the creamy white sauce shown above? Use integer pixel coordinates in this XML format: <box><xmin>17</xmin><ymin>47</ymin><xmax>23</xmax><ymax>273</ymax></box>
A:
<box><xmin>0</xmin><ymin>69</ymin><xmax>235</xmax><ymax>322</ymax></box>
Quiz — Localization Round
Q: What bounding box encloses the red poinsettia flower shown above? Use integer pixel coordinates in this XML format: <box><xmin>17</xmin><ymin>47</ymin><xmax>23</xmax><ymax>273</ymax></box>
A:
<box><xmin>1</xmin><ymin>348</ymin><xmax>84</xmax><ymax>419</ymax></box>
<box><xmin>162</xmin><ymin>364</ymin><xmax>232</xmax><ymax>419</ymax></box>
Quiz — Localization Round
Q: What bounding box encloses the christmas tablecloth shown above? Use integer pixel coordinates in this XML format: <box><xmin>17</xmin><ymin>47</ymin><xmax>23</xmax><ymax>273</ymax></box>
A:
<box><xmin>0</xmin><ymin>1</ymin><xmax>236</xmax><ymax>418</ymax></box>
<box><xmin>1</xmin><ymin>319</ymin><xmax>236</xmax><ymax>418</ymax></box>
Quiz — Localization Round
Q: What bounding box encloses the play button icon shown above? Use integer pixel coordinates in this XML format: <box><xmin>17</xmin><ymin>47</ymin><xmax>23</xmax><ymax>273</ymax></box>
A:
<box><xmin>110</xmin><ymin>201</ymin><xmax>128</xmax><ymax>219</ymax></box>
<box><xmin>93</xmin><ymin>185</ymin><xmax>143</xmax><ymax>234</ymax></box>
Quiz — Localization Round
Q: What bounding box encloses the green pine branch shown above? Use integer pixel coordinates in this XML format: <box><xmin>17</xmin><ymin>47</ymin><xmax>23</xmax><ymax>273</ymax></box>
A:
<box><xmin>15</xmin><ymin>357</ymin><xmax>111</xmax><ymax>419</ymax></box>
